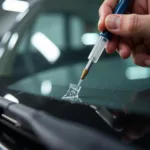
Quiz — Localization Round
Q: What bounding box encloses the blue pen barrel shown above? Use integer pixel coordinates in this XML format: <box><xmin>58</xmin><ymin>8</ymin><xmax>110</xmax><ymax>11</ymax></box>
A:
<box><xmin>100</xmin><ymin>0</ymin><xmax>131</xmax><ymax>40</ymax></box>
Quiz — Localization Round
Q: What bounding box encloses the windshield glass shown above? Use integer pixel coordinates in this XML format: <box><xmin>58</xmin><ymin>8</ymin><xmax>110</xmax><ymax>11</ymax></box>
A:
<box><xmin>2</xmin><ymin>4</ymin><xmax>150</xmax><ymax>108</ymax></box>
<box><xmin>3</xmin><ymin>8</ymin><xmax>149</xmax><ymax>115</ymax></box>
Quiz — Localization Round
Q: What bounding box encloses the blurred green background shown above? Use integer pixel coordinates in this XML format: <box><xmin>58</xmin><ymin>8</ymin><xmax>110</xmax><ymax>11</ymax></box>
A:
<box><xmin>0</xmin><ymin>0</ymin><xmax>149</xmax><ymax>97</ymax></box>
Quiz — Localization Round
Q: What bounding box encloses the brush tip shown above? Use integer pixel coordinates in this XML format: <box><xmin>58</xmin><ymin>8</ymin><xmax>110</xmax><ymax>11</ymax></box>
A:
<box><xmin>81</xmin><ymin>69</ymin><xmax>89</xmax><ymax>80</ymax></box>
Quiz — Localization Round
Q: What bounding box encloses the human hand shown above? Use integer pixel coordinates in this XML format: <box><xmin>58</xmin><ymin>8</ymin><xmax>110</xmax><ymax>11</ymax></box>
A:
<box><xmin>98</xmin><ymin>0</ymin><xmax>150</xmax><ymax>67</ymax></box>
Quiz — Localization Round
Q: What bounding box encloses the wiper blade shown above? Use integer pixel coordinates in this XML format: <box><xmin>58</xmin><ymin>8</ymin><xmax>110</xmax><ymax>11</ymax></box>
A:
<box><xmin>0</xmin><ymin>96</ymin><xmax>137</xmax><ymax>150</ymax></box>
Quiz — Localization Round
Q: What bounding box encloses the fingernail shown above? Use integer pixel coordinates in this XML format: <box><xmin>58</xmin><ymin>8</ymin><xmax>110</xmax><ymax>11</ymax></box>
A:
<box><xmin>106</xmin><ymin>15</ymin><xmax>120</xmax><ymax>29</ymax></box>
<box><xmin>105</xmin><ymin>42</ymin><xmax>109</xmax><ymax>49</ymax></box>
<box><xmin>98</xmin><ymin>19</ymin><xmax>103</xmax><ymax>31</ymax></box>
<box><xmin>98</xmin><ymin>19</ymin><xmax>101</xmax><ymax>26</ymax></box>
<box><xmin>145</xmin><ymin>60</ymin><xmax>150</xmax><ymax>66</ymax></box>
<box><xmin>116</xmin><ymin>49</ymin><xmax>121</xmax><ymax>56</ymax></box>
<box><xmin>98</xmin><ymin>19</ymin><xmax>101</xmax><ymax>29</ymax></box>
<box><xmin>120</xmin><ymin>50</ymin><xmax>125</xmax><ymax>58</ymax></box>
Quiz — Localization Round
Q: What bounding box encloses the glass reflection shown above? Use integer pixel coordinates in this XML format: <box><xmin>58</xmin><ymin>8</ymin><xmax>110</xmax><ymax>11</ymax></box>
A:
<box><xmin>41</xmin><ymin>80</ymin><xmax>52</xmax><ymax>96</ymax></box>
<box><xmin>2</xmin><ymin>0</ymin><xmax>29</xmax><ymax>13</ymax></box>
<box><xmin>81</xmin><ymin>33</ymin><xmax>99</xmax><ymax>45</ymax></box>
<box><xmin>125</xmin><ymin>66</ymin><xmax>150</xmax><ymax>80</ymax></box>
<box><xmin>31</xmin><ymin>32</ymin><xmax>61</xmax><ymax>63</ymax></box>
<box><xmin>8</xmin><ymin>33</ymin><xmax>19</xmax><ymax>50</ymax></box>
<box><xmin>4</xmin><ymin>94</ymin><xmax>19</xmax><ymax>103</ymax></box>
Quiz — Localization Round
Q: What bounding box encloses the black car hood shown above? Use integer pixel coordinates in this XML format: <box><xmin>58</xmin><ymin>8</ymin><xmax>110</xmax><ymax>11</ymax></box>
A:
<box><xmin>1</xmin><ymin>75</ymin><xmax>150</xmax><ymax>150</ymax></box>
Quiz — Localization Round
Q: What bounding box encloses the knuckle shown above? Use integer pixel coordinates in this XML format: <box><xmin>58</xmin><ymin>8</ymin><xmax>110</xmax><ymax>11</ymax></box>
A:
<box><xmin>127</xmin><ymin>14</ymin><xmax>139</xmax><ymax>33</ymax></box>
<box><xmin>98</xmin><ymin>1</ymin><xmax>107</xmax><ymax>16</ymax></box>
<box><xmin>99</xmin><ymin>3</ymin><xmax>105</xmax><ymax>16</ymax></box>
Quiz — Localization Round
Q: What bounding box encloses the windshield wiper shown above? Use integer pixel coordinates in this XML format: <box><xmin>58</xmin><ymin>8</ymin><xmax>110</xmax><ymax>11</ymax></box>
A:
<box><xmin>0</xmin><ymin>96</ymin><xmax>137</xmax><ymax>150</ymax></box>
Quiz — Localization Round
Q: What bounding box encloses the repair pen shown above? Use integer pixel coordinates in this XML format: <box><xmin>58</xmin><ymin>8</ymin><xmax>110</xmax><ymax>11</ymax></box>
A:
<box><xmin>78</xmin><ymin>0</ymin><xmax>132</xmax><ymax>86</ymax></box>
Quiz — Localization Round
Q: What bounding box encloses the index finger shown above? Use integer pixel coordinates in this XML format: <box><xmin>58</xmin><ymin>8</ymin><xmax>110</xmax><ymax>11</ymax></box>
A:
<box><xmin>98</xmin><ymin>0</ymin><xmax>118</xmax><ymax>31</ymax></box>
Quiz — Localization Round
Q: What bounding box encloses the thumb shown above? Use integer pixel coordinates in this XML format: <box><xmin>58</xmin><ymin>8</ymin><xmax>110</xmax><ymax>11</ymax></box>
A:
<box><xmin>105</xmin><ymin>14</ymin><xmax>150</xmax><ymax>38</ymax></box>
